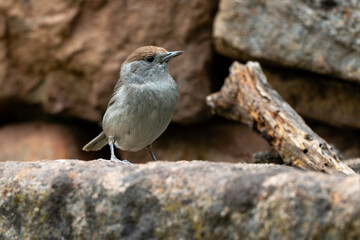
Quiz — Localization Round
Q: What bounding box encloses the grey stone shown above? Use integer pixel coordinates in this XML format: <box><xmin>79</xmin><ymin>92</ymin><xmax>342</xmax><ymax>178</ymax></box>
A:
<box><xmin>1</xmin><ymin>160</ymin><xmax>360</xmax><ymax>239</ymax></box>
<box><xmin>263</xmin><ymin>66</ymin><xmax>360</xmax><ymax>129</ymax></box>
<box><xmin>214</xmin><ymin>0</ymin><xmax>360</xmax><ymax>83</ymax></box>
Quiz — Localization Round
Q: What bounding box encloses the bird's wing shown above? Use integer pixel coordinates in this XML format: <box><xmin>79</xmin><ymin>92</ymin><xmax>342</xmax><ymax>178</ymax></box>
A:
<box><xmin>108</xmin><ymin>77</ymin><xmax>122</xmax><ymax>107</ymax></box>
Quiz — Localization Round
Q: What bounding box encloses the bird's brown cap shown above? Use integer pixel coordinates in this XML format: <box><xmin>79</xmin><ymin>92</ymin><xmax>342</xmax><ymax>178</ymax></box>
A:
<box><xmin>123</xmin><ymin>46</ymin><xmax>167</xmax><ymax>64</ymax></box>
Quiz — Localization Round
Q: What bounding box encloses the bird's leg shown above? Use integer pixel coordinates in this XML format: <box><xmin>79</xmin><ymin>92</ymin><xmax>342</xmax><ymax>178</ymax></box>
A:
<box><xmin>107</xmin><ymin>136</ymin><xmax>131</xmax><ymax>164</ymax></box>
<box><xmin>147</xmin><ymin>145</ymin><xmax>157</xmax><ymax>161</ymax></box>
<box><xmin>108</xmin><ymin>136</ymin><xmax>117</xmax><ymax>160</ymax></box>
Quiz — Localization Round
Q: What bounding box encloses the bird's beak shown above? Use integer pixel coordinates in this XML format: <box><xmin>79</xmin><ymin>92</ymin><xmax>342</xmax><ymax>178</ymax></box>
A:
<box><xmin>160</xmin><ymin>51</ymin><xmax>184</xmax><ymax>63</ymax></box>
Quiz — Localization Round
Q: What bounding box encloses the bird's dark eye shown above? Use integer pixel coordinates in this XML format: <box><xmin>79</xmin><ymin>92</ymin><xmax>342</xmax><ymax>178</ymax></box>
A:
<box><xmin>146</xmin><ymin>56</ymin><xmax>155</xmax><ymax>62</ymax></box>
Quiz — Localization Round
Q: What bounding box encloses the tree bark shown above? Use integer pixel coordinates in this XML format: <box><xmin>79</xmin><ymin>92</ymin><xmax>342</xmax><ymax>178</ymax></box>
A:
<box><xmin>206</xmin><ymin>61</ymin><xmax>355</xmax><ymax>175</ymax></box>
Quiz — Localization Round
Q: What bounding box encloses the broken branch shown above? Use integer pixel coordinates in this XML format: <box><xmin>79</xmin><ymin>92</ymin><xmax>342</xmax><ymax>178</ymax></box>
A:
<box><xmin>206</xmin><ymin>61</ymin><xmax>355</xmax><ymax>175</ymax></box>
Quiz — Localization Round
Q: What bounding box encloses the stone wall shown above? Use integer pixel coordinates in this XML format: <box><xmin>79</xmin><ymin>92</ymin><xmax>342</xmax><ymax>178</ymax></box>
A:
<box><xmin>0</xmin><ymin>0</ymin><xmax>359</xmax><ymax>162</ymax></box>
<box><xmin>1</xmin><ymin>1</ymin><xmax>360</xmax><ymax>238</ymax></box>
<box><xmin>1</xmin><ymin>161</ymin><xmax>360</xmax><ymax>239</ymax></box>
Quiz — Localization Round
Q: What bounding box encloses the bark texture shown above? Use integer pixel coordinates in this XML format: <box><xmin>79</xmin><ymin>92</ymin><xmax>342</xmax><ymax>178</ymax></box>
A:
<box><xmin>206</xmin><ymin>61</ymin><xmax>355</xmax><ymax>175</ymax></box>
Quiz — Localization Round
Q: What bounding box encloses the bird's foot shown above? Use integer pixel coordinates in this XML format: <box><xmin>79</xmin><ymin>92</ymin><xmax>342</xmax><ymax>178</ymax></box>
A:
<box><xmin>97</xmin><ymin>158</ymin><xmax>131</xmax><ymax>164</ymax></box>
<box><xmin>97</xmin><ymin>158</ymin><xmax>108</xmax><ymax>162</ymax></box>
<box><xmin>110</xmin><ymin>157</ymin><xmax>132</xmax><ymax>164</ymax></box>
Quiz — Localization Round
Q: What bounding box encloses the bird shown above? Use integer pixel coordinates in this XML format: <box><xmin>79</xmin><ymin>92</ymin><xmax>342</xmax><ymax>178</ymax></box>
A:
<box><xmin>83</xmin><ymin>46</ymin><xmax>183</xmax><ymax>163</ymax></box>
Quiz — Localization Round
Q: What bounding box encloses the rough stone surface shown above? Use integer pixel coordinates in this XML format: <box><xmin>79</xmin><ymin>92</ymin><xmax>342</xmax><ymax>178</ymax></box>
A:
<box><xmin>214</xmin><ymin>0</ymin><xmax>360</xmax><ymax>83</ymax></box>
<box><xmin>1</xmin><ymin>160</ymin><xmax>360</xmax><ymax>239</ymax></box>
<box><xmin>264</xmin><ymin>67</ymin><xmax>360</xmax><ymax>129</ymax></box>
<box><xmin>0</xmin><ymin>122</ymin><xmax>98</xmax><ymax>161</ymax></box>
<box><xmin>0</xmin><ymin>0</ymin><xmax>217</xmax><ymax>124</ymax></box>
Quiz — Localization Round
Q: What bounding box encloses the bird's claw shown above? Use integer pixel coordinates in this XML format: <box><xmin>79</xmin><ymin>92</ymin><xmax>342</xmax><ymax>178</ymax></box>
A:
<box><xmin>110</xmin><ymin>157</ymin><xmax>132</xmax><ymax>164</ymax></box>
<box><xmin>97</xmin><ymin>158</ymin><xmax>132</xmax><ymax>164</ymax></box>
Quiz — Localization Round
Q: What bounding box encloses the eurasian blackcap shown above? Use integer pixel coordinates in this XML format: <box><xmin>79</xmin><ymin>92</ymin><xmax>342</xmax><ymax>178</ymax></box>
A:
<box><xmin>83</xmin><ymin>46</ymin><xmax>183</xmax><ymax>163</ymax></box>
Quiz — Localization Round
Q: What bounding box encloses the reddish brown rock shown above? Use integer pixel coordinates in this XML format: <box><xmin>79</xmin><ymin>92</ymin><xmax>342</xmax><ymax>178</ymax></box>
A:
<box><xmin>112</xmin><ymin>119</ymin><xmax>360</xmax><ymax>164</ymax></box>
<box><xmin>0</xmin><ymin>122</ymin><xmax>97</xmax><ymax>161</ymax></box>
<box><xmin>0</xmin><ymin>0</ymin><xmax>217</xmax><ymax>124</ymax></box>
<box><xmin>124</xmin><ymin>120</ymin><xmax>271</xmax><ymax>163</ymax></box>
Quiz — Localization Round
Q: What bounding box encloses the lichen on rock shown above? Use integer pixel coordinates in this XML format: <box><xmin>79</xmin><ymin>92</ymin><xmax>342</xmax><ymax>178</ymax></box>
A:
<box><xmin>1</xmin><ymin>160</ymin><xmax>360</xmax><ymax>239</ymax></box>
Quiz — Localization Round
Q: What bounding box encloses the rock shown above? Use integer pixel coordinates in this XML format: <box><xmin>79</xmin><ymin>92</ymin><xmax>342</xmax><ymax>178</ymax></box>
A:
<box><xmin>75</xmin><ymin>119</ymin><xmax>360</xmax><ymax>164</ymax></box>
<box><xmin>214</xmin><ymin>0</ymin><xmax>360</xmax><ymax>83</ymax></box>
<box><xmin>263</xmin><ymin>66</ymin><xmax>360</xmax><ymax>129</ymax></box>
<box><xmin>1</xmin><ymin>160</ymin><xmax>360</xmax><ymax>239</ymax></box>
<box><xmin>0</xmin><ymin>0</ymin><xmax>217</xmax><ymax>124</ymax></box>
<box><xmin>125</xmin><ymin>120</ymin><xmax>271</xmax><ymax>163</ymax></box>
<box><xmin>0</xmin><ymin>122</ymin><xmax>101</xmax><ymax>161</ymax></box>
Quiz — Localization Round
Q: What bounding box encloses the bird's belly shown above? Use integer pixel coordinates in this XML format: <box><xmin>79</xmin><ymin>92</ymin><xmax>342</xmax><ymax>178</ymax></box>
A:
<box><xmin>122</xmin><ymin>108</ymin><xmax>168</xmax><ymax>151</ymax></box>
<box><xmin>102</xmin><ymin>83</ymin><xmax>177</xmax><ymax>151</ymax></box>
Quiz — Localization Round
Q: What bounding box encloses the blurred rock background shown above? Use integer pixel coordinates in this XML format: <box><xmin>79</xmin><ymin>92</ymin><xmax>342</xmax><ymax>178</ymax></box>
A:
<box><xmin>0</xmin><ymin>0</ymin><xmax>359</xmax><ymax>163</ymax></box>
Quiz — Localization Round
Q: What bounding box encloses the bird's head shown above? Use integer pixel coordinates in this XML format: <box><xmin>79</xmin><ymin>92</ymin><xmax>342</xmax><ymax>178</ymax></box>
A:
<box><xmin>121</xmin><ymin>46</ymin><xmax>183</xmax><ymax>83</ymax></box>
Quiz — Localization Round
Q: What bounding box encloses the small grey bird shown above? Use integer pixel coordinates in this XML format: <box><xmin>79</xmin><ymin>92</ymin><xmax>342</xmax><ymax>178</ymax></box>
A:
<box><xmin>83</xmin><ymin>46</ymin><xmax>183</xmax><ymax>163</ymax></box>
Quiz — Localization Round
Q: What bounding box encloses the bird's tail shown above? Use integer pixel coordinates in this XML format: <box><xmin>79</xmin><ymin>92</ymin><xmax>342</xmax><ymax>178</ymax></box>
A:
<box><xmin>83</xmin><ymin>131</ymin><xmax>108</xmax><ymax>151</ymax></box>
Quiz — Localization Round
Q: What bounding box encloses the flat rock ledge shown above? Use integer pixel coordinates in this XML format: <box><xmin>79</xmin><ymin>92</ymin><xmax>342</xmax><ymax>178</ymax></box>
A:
<box><xmin>1</xmin><ymin>160</ymin><xmax>360</xmax><ymax>239</ymax></box>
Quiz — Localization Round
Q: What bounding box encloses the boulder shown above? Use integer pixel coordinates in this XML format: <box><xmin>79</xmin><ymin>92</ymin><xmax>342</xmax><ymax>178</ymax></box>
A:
<box><xmin>1</xmin><ymin>160</ymin><xmax>360</xmax><ymax>239</ymax></box>
<box><xmin>0</xmin><ymin>0</ymin><xmax>217</xmax><ymax>124</ymax></box>
<box><xmin>125</xmin><ymin>121</ymin><xmax>271</xmax><ymax>163</ymax></box>
<box><xmin>264</xmin><ymin>67</ymin><xmax>360</xmax><ymax>129</ymax></box>
<box><xmin>214</xmin><ymin>0</ymin><xmax>360</xmax><ymax>83</ymax></box>
<box><xmin>0</xmin><ymin>122</ymin><xmax>102</xmax><ymax>161</ymax></box>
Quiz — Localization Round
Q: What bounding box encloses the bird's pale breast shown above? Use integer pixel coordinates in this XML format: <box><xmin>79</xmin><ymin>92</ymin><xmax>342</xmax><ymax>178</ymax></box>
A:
<box><xmin>102</xmin><ymin>77</ymin><xmax>178</xmax><ymax>151</ymax></box>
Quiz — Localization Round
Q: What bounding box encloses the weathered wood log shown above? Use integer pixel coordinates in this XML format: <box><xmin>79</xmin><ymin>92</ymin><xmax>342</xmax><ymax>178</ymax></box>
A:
<box><xmin>344</xmin><ymin>158</ymin><xmax>360</xmax><ymax>174</ymax></box>
<box><xmin>206</xmin><ymin>61</ymin><xmax>355</xmax><ymax>175</ymax></box>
